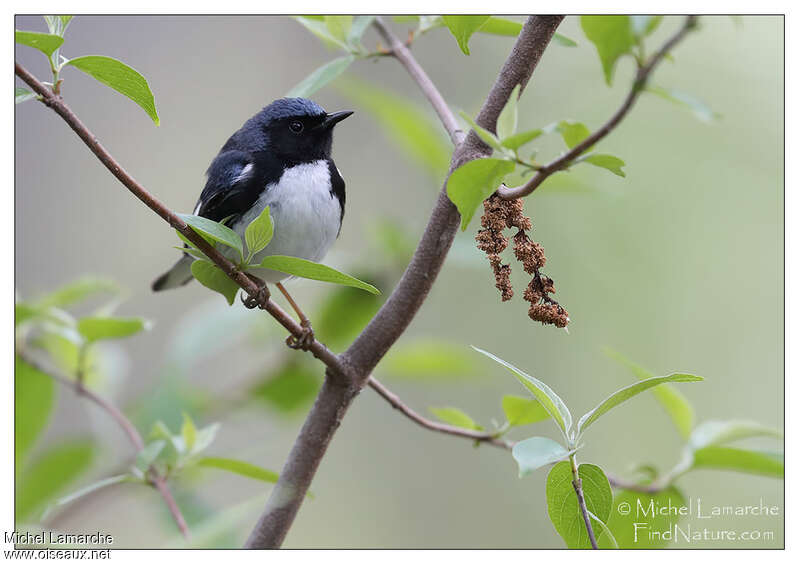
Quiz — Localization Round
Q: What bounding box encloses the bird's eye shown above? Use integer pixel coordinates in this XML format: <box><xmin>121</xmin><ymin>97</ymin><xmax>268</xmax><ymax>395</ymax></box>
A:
<box><xmin>289</xmin><ymin>121</ymin><xmax>304</xmax><ymax>133</ymax></box>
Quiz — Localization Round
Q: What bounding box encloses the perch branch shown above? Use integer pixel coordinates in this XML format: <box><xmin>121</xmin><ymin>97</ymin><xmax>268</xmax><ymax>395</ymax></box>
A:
<box><xmin>498</xmin><ymin>15</ymin><xmax>698</xmax><ymax>200</ymax></box>
<box><xmin>16</xmin><ymin>350</ymin><xmax>189</xmax><ymax>539</ymax></box>
<box><xmin>570</xmin><ymin>454</ymin><xmax>599</xmax><ymax>549</ymax></box>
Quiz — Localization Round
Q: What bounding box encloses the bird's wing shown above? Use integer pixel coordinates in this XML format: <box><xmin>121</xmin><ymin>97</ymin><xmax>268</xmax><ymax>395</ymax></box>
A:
<box><xmin>193</xmin><ymin>150</ymin><xmax>261</xmax><ymax>224</ymax></box>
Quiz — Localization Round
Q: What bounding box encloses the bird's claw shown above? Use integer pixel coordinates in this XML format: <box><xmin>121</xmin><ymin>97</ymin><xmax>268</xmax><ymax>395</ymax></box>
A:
<box><xmin>241</xmin><ymin>277</ymin><xmax>269</xmax><ymax>309</ymax></box>
<box><xmin>286</xmin><ymin>320</ymin><xmax>315</xmax><ymax>351</ymax></box>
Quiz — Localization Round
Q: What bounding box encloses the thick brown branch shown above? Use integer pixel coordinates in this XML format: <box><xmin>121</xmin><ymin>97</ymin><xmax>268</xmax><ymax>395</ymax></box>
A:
<box><xmin>498</xmin><ymin>15</ymin><xmax>698</xmax><ymax>200</ymax></box>
<box><xmin>367</xmin><ymin>376</ymin><xmax>512</xmax><ymax>448</ymax></box>
<box><xmin>14</xmin><ymin>61</ymin><xmax>349</xmax><ymax>382</ymax></box>
<box><xmin>244</xmin><ymin>16</ymin><xmax>564</xmax><ymax>548</ymax></box>
<box><xmin>16</xmin><ymin>350</ymin><xmax>189</xmax><ymax>539</ymax></box>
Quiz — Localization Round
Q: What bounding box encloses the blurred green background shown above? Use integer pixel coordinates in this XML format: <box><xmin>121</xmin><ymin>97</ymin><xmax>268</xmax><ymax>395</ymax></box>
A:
<box><xmin>15</xmin><ymin>15</ymin><xmax>783</xmax><ymax>548</ymax></box>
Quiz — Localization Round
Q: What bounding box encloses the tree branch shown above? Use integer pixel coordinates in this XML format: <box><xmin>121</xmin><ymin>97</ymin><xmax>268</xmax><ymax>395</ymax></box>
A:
<box><xmin>570</xmin><ymin>455</ymin><xmax>599</xmax><ymax>549</ymax></box>
<box><xmin>372</xmin><ymin>17</ymin><xmax>463</xmax><ymax>145</ymax></box>
<box><xmin>498</xmin><ymin>15</ymin><xmax>698</xmax><ymax>200</ymax></box>
<box><xmin>244</xmin><ymin>16</ymin><xmax>564</xmax><ymax>548</ymax></box>
<box><xmin>367</xmin><ymin>376</ymin><xmax>512</xmax><ymax>448</ymax></box>
<box><xmin>16</xmin><ymin>349</ymin><xmax>189</xmax><ymax>538</ymax></box>
<box><xmin>14</xmin><ymin>61</ymin><xmax>351</xmax><ymax>383</ymax></box>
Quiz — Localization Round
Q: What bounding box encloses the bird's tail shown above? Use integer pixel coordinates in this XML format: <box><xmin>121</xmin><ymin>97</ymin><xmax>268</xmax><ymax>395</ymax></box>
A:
<box><xmin>152</xmin><ymin>255</ymin><xmax>194</xmax><ymax>291</ymax></box>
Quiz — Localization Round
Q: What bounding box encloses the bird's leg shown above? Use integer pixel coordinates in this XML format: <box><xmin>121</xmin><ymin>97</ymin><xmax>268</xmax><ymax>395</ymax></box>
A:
<box><xmin>241</xmin><ymin>274</ymin><xmax>270</xmax><ymax>309</ymax></box>
<box><xmin>276</xmin><ymin>282</ymin><xmax>315</xmax><ymax>350</ymax></box>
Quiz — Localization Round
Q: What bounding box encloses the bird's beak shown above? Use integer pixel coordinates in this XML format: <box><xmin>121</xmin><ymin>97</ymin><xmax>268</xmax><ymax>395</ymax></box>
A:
<box><xmin>317</xmin><ymin>110</ymin><xmax>354</xmax><ymax>129</ymax></box>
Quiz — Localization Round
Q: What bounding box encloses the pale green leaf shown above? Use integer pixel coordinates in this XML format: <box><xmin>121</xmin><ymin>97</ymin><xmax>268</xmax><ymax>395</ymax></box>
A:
<box><xmin>546</xmin><ymin>462</ymin><xmax>613</xmax><ymax>548</ymax></box>
<box><xmin>181</xmin><ymin>413</ymin><xmax>197</xmax><ymax>452</ymax></box>
<box><xmin>689</xmin><ymin>420</ymin><xmax>783</xmax><ymax>451</ymax></box>
<box><xmin>577</xmin><ymin>373</ymin><xmax>703</xmax><ymax>435</ymax></box>
<box><xmin>580</xmin><ymin>153</ymin><xmax>626</xmax><ymax>177</ymax></box>
<box><xmin>512</xmin><ymin>437</ymin><xmax>570</xmax><ymax>477</ymax></box>
<box><xmin>286</xmin><ymin>55</ymin><xmax>355</xmax><ymax>98</ymax></box>
<box><xmin>646</xmin><ymin>86</ymin><xmax>720</xmax><ymax>122</ymax></box>
<box><xmin>15</xmin><ymin>86</ymin><xmax>37</xmax><ymax>104</ymax></box>
<box><xmin>446</xmin><ymin>158</ymin><xmax>516</xmax><ymax>230</ymax></box>
<box><xmin>580</xmin><ymin>16</ymin><xmax>636</xmax><ymax>85</ymax></box>
<box><xmin>15</xmin><ymin>30</ymin><xmax>64</xmax><ymax>57</ymax></box>
<box><xmin>77</xmin><ymin>316</ymin><xmax>148</xmax><ymax>342</ymax></box>
<box><xmin>442</xmin><ymin>15</ymin><xmax>491</xmax><ymax>55</ymax></box>
<box><xmin>347</xmin><ymin>16</ymin><xmax>375</xmax><ymax>47</ymax></box>
<box><xmin>15</xmin><ymin>356</ymin><xmax>55</xmax><ymax>466</ymax></box>
<box><xmin>496</xmin><ymin>84</ymin><xmax>520</xmax><ymax>140</ymax></box>
<box><xmin>65</xmin><ymin>55</ymin><xmax>159</xmax><ymax>125</ymax></box>
<box><xmin>458</xmin><ymin>111</ymin><xmax>504</xmax><ymax>151</ymax></box>
<box><xmin>43</xmin><ymin>16</ymin><xmax>73</xmax><ymax>37</ymax></box>
<box><xmin>631</xmin><ymin>15</ymin><xmax>663</xmax><ymax>38</ymax></box>
<box><xmin>36</xmin><ymin>277</ymin><xmax>119</xmax><ymax>309</ymax></box>
<box><xmin>476</xmin><ymin>16</ymin><xmax>522</xmax><ymax>36</ymax></box>
<box><xmin>195</xmin><ymin>457</ymin><xmax>279</xmax><ymax>483</ymax></box>
<box><xmin>292</xmin><ymin>16</ymin><xmax>349</xmax><ymax>50</ymax></box>
<box><xmin>552</xmin><ymin>33</ymin><xmax>578</xmax><ymax>47</ymax></box>
<box><xmin>324</xmin><ymin>15</ymin><xmax>352</xmax><ymax>43</ymax></box>
<box><xmin>178</xmin><ymin>213</ymin><xmax>243</xmax><ymax>259</ymax></box>
<box><xmin>244</xmin><ymin>205</ymin><xmax>274</xmax><ymax>257</ymax></box>
<box><xmin>473</xmin><ymin>347</ymin><xmax>572</xmax><ymax>437</ymax></box>
<box><xmin>691</xmin><ymin>446</ymin><xmax>783</xmax><ymax>477</ymax></box>
<box><xmin>502</xmin><ymin>395</ymin><xmax>551</xmax><ymax>427</ymax></box>
<box><xmin>557</xmin><ymin>120</ymin><xmax>592</xmax><ymax>150</ymax></box>
<box><xmin>43</xmin><ymin>474</ymin><xmax>133</xmax><ymax>520</ymax></box>
<box><xmin>501</xmin><ymin>128</ymin><xmax>542</xmax><ymax>150</ymax></box>
<box><xmin>429</xmin><ymin>406</ymin><xmax>482</xmax><ymax>430</ymax></box>
<box><xmin>256</xmin><ymin>255</ymin><xmax>380</xmax><ymax>295</ymax></box>
<box><xmin>191</xmin><ymin>261</ymin><xmax>240</xmax><ymax>306</ymax></box>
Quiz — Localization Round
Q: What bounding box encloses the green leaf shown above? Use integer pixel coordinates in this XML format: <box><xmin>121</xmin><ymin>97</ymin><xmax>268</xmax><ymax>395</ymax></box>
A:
<box><xmin>250</xmin><ymin>361</ymin><xmax>321</xmax><ymax>414</ymax></box>
<box><xmin>191</xmin><ymin>422</ymin><xmax>221</xmax><ymax>456</ymax></box>
<box><xmin>476</xmin><ymin>16</ymin><xmax>522</xmax><ymax>36</ymax></box>
<box><xmin>191</xmin><ymin>261</ymin><xmax>240</xmax><ymax>306</ymax></box>
<box><xmin>43</xmin><ymin>16</ymin><xmax>73</xmax><ymax>37</ymax></box>
<box><xmin>473</xmin><ymin>347</ymin><xmax>572</xmax><ymax>437</ymax></box>
<box><xmin>15</xmin><ymin>86</ymin><xmax>37</xmax><ymax>104</ymax></box>
<box><xmin>458</xmin><ymin>111</ymin><xmax>504</xmax><ymax>152</ymax></box>
<box><xmin>195</xmin><ymin>457</ymin><xmax>279</xmax><ymax>484</ymax></box>
<box><xmin>587</xmin><ymin>511</ymin><xmax>619</xmax><ymax>549</ymax></box>
<box><xmin>605</xmin><ymin>349</ymin><xmax>695</xmax><ymax>439</ymax></box>
<box><xmin>446</xmin><ymin>158</ymin><xmax>516</xmax><ymax>231</ymax></box>
<box><xmin>496</xmin><ymin>84</ymin><xmax>520</xmax><ymax>140</ymax></box>
<box><xmin>43</xmin><ymin>474</ymin><xmax>133</xmax><ymax>519</ymax></box>
<box><xmin>134</xmin><ymin>440</ymin><xmax>167</xmax><ymax>473</ymax></box>
<box><xmin>65</xmin><ymin>55</ymin><xmax>159</xmax><ymax>125</ymax></box>
<box><xmin>646</xmin><ymin>86</ymin><xmax>720</xmax><ymax>122</ymax></box>
<box><xmin>15</xmin><ymin>356</ymin><xmax>55</xmax><ymax>466</ymax></box>
<box><xmin>512</xmin><ymin>437</ymin><xmax>571</xmax><ymax>477</ymax></box>
<box><xmin>178</xmin><ymin>214</ymin><xmax>243</xmax><ymax>259</ymax></box>
<box><xmin>174</xmin><ymin>246</ymin><xmax>208</xmax><ymax>261</ymax></box>
<box><xmin>552</xmin><ymin>33</ymin><xmax>578</xmax><ymax>47</ymax></box>
<box><xmin>442</xmin><ymin>15</ymin><xmax>491</xmax><ymax>55</ymax></box>
<box><xmin>15</xmin><ymin>30</ymin><xmax>64</xmax><ymax>57</ymax></box>
<box><xmin>286</xmin><ymin>55</ymin><xmax>355</xmax><ymax>98</ymax></box>
<box><xmin>577</xmin><ymin>373</ymin><xmax>703</xmax><ymax>436</ymax></box>
<box><xmin>691</xmin><ymin>446</ymin><xmax>783</xmax><ymax>477</ymax></box>
<box><xmin>500</xmin><ymin>128</ymin><xmax>542</xmax><ymax>151</ymax></box>
<box><xmin>347</xmin><ymin>15</ymin><xmax>375</xmax><ymax>47</ymax></box>
<box><xmin>181</xmin><ymin>413</ymin><xmax>197</xmax><ymax>451</ymax></box>
<box><xmin>546</xmin><ymin>462</ymin><xmax>613</xmax><ymax>548</ymax></box>
<box><xmin>557</xmin><ymin>120</ymin><xmax>592</xmax><ymax>150</ymax></box>
<box><xmin>580</xmin><ymin>16</ymin><xmax>636</xmax><ymax>85</ymax></box>
<box><xmin>324</xmin><ymin>15</ymin><xmax>353</xmax><ymax>43</ymax></box>
<box><xmin>16</xmin><ymin>440</ymin><xmax>95</xmax><ymax>521</ymax></box>
<box><xmin>382</xmin><ymin>340</ymin><xmax>478</xmax><ymax>381</ymax></box>
<box><xmin>243</xmin><ymin>205</ymin><xmax>274</xmax><ymax>257</ymax></box>
<box><xmin>77</xmin><ymin>316</ymin><xmax>148</xmax><ymax>342</ymax></box>
<box><xmin>336</xmin><ymin>79</ymin><xmax>451</xmax><ymax>177</ymax></box>
<box><xmin>502</xmin><ymin>395</ymin><xmax>551</xmax><ymax>427</ymax></box>
<box><xmin>607</xmin><ymin>487</ymin><xmax>686</xmax><ymax>548</ymax></box>
<box><xmin>256</xmin><ymin>255</ymin><xmax>380</xmax><ymax>295</ymax></box>
<box><xmin>580</xmin><ymin>153</ymin><xmax>626</xmax><ymax>177</ymax></box>
<box><xmin>688</xmin><ymin>420</ymin><xmax>783</xmax><ymax>450</ymax></box>
<box><xmin>630</xmin><ymin>15</ymin><xmax>663</xmax><ymax>38</ymax></box>
<box><xmin>429</xmin><ymin>406</ymin><xmax>482</xmax><ymax>430</ymax></box>
<box><xmin>36</xmin><ymin>277</ymin><xmax>119</xmax><ymax>309</ymax></box>
<box><xmin>292</xmin><ymin>16</ymin><xmax>349</xmax><ymax>50</ymax></box>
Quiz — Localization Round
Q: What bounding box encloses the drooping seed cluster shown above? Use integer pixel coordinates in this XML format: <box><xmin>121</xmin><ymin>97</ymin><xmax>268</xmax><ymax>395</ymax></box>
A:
<box><xmin>475</xmin><ymin>195</ymin><xmax>569</xmax><ymax>328</ymax></box>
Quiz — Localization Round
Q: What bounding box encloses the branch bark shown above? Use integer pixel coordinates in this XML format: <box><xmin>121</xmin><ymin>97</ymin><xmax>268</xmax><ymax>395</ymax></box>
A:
<box><xmin>244</xmin><ymin>15</ymin><xmax>564</xmax><ymax>548</ymax></box>
<box><xmin>16</xmin><ymin>350</ymin><xmax>189</xmax><ymax>538</ymax></box>
<box><xmin>498</xmin><ymin>15</ymin><xmax>698</xmax><ymax>200</ymax></box>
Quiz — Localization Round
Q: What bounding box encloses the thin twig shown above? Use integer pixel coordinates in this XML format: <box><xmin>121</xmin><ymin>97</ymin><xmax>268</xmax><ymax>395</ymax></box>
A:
<box><xmin>570</xmin><ymin>454</ymin><xmax>599</xmax><ymax>549</ymax></box>
<box><xmin>14</xmin><ymin>61</ymin><xmax>350</xmax><ymax>383</ymax></box>
<box><xmin>367</xmin><ymin>376</ymin><xmax>513</xmax><ymax>448</ymax></box>
<box><xmin>372</xmin><ymin>17</ymin><xmax>463</xmax><ymax>145</ymax></box>
<box><xmin>16</xmin><ymin>350</ymin><xmax>190</xmax><ymax>539</ymax></box>
<box><xmin>498</xmin><ymin>15</ymin><xmax>698</xmax><ymax>200</ymax></box>
<box><xmin>606</xmin><ymin>474</ymin><xmax>664</xmax><ymax>494</ymax></box>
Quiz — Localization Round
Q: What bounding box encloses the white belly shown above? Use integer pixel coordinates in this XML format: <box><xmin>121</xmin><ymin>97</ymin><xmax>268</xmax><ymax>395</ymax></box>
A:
<box><xmin>229</xmin><ymin>160</ymin><xmax>342</xmax><ymax>283</ymax></box>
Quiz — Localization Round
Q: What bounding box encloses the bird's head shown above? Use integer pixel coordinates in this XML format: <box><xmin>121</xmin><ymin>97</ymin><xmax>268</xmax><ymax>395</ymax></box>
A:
<box><xmin>257</xmin><ymin>98</ymin><xmax>353</xmax><ymax>163</ymax></box>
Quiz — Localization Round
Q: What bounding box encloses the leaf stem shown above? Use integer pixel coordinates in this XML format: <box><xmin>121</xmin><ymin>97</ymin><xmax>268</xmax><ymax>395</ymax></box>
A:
<box><xmin>569</xmin><ymin>453</ymin><xmax>599</xmax><ymax>549</ymax></box>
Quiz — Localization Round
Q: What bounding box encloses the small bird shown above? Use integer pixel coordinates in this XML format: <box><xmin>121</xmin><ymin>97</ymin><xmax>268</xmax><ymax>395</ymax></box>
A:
<box><xmin>152</xmin><ymin>97</ymin><xmax>353</xmax><ymax>348</ymax></box>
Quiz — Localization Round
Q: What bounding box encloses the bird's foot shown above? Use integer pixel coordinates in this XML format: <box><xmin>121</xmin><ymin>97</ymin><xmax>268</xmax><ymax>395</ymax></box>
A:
<box><xmin>286</xmin><ymin>319</ymin><xmax>315</xmax><ymax>351</ymax></box>
<box><xmin>241</xmin><ymin>275</ymin><xmax>269</xmax><ymax>309</ymax></box>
